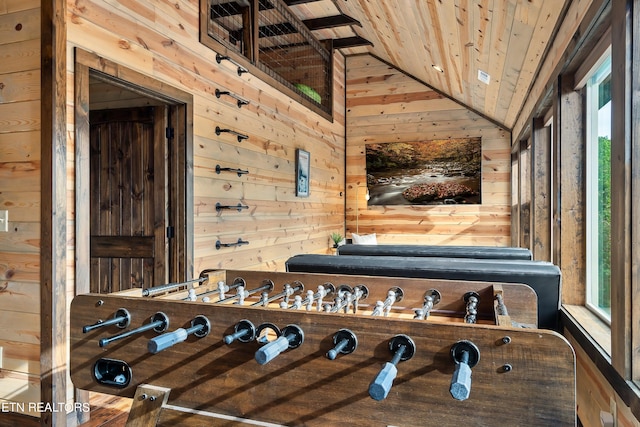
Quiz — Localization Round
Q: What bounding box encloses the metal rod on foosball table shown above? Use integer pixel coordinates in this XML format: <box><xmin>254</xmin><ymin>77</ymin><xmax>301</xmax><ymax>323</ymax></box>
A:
<box><xmin>198</xmin><ymin>277</ymin><xmax>246</xmax><ymax>302</ymax></box>
<box><xmin>254</xmin><ymin>324</ymin><xmax>304</xmax><ymax>365</ymax></box>
<box><xmin>449</xmin><ymin>340</ymin><xmax>481</xmax><ymax>401</ymax></box>
<box><xmin>223</xmin><ymin>319</ymin><xmax>256</xmax><ymax>345</ymax></box>
<box><xmin>148</xmin><ymin>315</ymin><xmax>211</xmax><ymax>354</ymax></box>
<box><xmin>215</xmin><ymin>280</ymin><xmax>274</xmax><ymax>305</ymax></box>
<box><xmin>286</xmin><ymin>282</ymin><xmax>335</xmax><ymax>311</ymax></box>
<box><xmin>368</xmin><ymin>334</ymin><xmax>415</xmax><ymax>401</ymax></box>
<box><xmin>142</xmin><ymin>277</ymin><xmax>207</xmax><ymax>297</ymax></box>
<box><xmin>329</xmin><ymin>284</ymin><xmax>369</xmax><ymax>314</ymax></box>
<box><xmin>371</xmin><ymin>287</ymin><xmax>404</xmax><ymax>317</ymax></box>
<box><xmin>350</xmin><ymin>285</ymin><xmax>369</xmax><ymax>314</ymax></box>
<box><xmin>463</xmin><ymin>291</ymin><xmax>481</xmax><ymax>323</ymax></box>
<box><xmin>99</xmin><ymin>312</ymin><xmax>169</xmax><ymax>347</ymax></box>
<box><xmin>82</xmin><ymin>308</ymin><xmax>131</xmax><ymax>333</ymax></box>
<box><xmin>329</xmin><ymin>285</ymin><xmax>353</xmax><ymax>313</ymax></box>
<box><xmin>250</xmin><ymin>281</ymin><xmax>304</xmax><ymax>307</ymax></box>
<box><xmin>326</xmin><ymin>329</ymin><xmax>358</xmax><ymax>360</ymax></box>
<box><xmin>414</xmin><ymin>289</ymin><xmax>442</xmax><ymax>320</ymax></box>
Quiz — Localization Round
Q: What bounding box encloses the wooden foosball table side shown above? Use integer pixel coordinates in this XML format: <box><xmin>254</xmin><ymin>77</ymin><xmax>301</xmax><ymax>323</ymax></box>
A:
<box><xmin>70</xmin><ymin>270</ymin><xmax>575</xmax><ymax>426</ymax></box>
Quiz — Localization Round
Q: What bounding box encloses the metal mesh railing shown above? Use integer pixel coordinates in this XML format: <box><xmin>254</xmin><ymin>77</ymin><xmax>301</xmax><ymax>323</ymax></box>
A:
<box><xmin>207</xmin><ymin>0</ymin><xmax>332</xmax><ymax>114</ymax></box>
<box><xmin>256</xmin><ymin>0</ymin><xmax>331</xmax><ymax>112</ymax></box>
<box><xmin>208</xmin><ymin>0</ymin><xmax>248</xmax><ymax>55</ymax></box>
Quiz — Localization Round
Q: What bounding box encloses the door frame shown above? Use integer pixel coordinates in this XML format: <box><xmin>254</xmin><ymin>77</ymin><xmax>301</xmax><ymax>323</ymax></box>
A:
<box><xmin>74</xmin><ymin>48</ymin><xmax>194</xmax><ymax>295</ymax></box>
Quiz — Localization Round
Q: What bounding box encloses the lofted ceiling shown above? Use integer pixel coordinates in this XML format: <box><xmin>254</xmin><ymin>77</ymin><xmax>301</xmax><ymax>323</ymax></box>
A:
<box><xmin>289</xmin><ymin>0</ymin><xmax>570</xmax><ymax>130</ymax></box>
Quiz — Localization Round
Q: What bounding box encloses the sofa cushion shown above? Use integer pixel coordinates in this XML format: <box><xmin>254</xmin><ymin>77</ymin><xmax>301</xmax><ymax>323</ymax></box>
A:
<box><xmin>337</xmin><ymin>244</ymin><xmax>532</xmax><ymax>260</ymax></box>
<box><xmin>351</xmin><ymin>233</ymin><xmax>378</xmax><ymax>245</ymax></box>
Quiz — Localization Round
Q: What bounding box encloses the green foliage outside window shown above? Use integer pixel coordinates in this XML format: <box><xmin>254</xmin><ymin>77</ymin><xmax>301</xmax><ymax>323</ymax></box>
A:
<box><xmin>597</xmin><ymin>135</ymin><xmax>611</xmax><ymax>315</ymax></box>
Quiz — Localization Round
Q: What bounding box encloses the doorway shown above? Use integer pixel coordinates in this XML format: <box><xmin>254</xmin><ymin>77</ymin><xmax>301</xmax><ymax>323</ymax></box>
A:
<box><xmin>75</xmin><ymin>49</ymin><xmax>193</xmax><ymax>295</ymax></box>
<box><xmin>89</xmin><ymin>106</ymin><xmax>168</xmax><ymax>292</ymax></box>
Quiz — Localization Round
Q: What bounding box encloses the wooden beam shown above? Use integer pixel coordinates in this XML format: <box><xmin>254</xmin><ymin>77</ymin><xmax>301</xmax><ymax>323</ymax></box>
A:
<box><xmin>332</xmin><ymin>36</ymin><xmax>373</xmax><ymax>49</ymax></box>
<box><xmin>510</xmin><ymin>148</ymin><xmax>520</xmax><ymax>247</ymax></box>
<box><xmin>630</xmin><ymin>0</ymin><xmax>640</xmax><ymax>385</ymax></box>
<box><xmin>555</xmin><ymin>74</ymin><xmax>585</xmax><ymax>306</ymax></box>
<box><xmin>303</xmin><ymin>14</ymin><xmax>362</xmax><ymax>31</ymax></box>
<box><xmin>519</xmin><ymin>138</ymin><xmax>532</xmax><ymax>251</ymax></box>
<box><xmin>610</xmin><ymin>0</ymin><xmax>633</xmax><ymax>379</ymax></box>
<box><xmin>41</xmin><ymin>0</ymin><xmax>68</xmax><ymax>426</ymax></box>
<box><xmin>73</xmin><ymin>54</ymin><xmax>92</xmax><ymax>427</ymax></box>
<box><xmin>531</xmin><ymin>117</ymin><xmax>552</xmax><ymax>262</ymax></box>
<box><xmin>551</xmin><ymin>78</ymin><xmax>561</xmax><ymax>268</ymax></box>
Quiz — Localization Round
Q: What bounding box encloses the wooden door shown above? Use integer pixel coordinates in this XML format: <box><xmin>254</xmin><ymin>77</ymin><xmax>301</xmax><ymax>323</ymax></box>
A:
<box><xmin>89</xmin><ymin>106</ymin><xmax>168</xmax><ymax>293</ymax></box>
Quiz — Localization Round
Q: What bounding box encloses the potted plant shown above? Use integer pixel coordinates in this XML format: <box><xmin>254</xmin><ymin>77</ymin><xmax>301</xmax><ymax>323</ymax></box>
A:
<box><xmin>330</xmin><ymin>232</ymin><xmax>344</xmax><ymax>248</ymax></box>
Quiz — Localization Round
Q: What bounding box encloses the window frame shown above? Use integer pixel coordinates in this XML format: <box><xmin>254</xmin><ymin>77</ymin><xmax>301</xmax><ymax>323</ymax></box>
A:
<box><xmin>514</xmin><ymin>0</ymin><xmax>640</xmax><ymax>419</ymax></box>
<box><xmin>584</xmin><ymin>50</ymin><xmax>612</xmax><ymax>324</ymax></box>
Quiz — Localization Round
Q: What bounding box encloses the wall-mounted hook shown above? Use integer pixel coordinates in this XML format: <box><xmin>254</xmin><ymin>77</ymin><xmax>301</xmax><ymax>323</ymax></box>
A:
<box><xmin>215</xmin><ymin>88</ymin><xmax>250</xmax><ymax>108</ymax></box>
<box><xmin>216</xmin><ymin>202</ymin><xmax>249</xmax><ymax>212</ymax></box>
<box><xmin>216</xmin><ymin>238</ymin><xmax>249</xmax><ymax>250</ymax></box>
<box><xmin>215</xmin><ymin>53</ymin><xmax>249</xmax><ymax>76</ymax></box>
<box><xmin>216</xmin><ymin>164</ymin><xmax>249</xmax><ymax>177</ymax></box>
<box><xmin>215</xmin><ymin>126</ymin><xmax>249</xmax><ymax>142</ymax></box>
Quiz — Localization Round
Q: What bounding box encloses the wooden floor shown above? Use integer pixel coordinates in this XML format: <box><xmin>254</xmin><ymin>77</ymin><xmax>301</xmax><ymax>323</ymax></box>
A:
<box><xmin>0</xmin><ymin>393</ymin><xmax>131</xmax><ymax>427</ymax></box>
<box><xmin>81</xmin><ymin>393</ymin><xmax>132</xmax><ymax>427</ymax></box>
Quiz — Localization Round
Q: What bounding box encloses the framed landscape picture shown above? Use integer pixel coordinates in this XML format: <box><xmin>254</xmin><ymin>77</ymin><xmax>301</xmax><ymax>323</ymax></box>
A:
<box><xmin>365</xmin><ymin>138</ymin><xmax>481</xmax><ymax>206</ymax></box>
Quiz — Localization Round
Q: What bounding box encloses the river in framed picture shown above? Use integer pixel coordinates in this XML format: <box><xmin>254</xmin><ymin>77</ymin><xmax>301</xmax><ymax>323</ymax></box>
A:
<box><xmin>365</xmin><ymin>138</ymin><xmax>482</xmax><ymax>206</ymax></box>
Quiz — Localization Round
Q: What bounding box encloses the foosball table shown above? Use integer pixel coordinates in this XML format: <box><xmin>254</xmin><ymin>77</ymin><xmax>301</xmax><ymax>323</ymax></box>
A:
<box><xmin>70</xmin><ymin>269</ymin><xmax>576</xmax><ymax>426</ymax></box>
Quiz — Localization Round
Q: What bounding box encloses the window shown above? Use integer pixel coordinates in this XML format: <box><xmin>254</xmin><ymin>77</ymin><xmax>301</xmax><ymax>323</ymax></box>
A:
<box><xmin>202</xmin><ymin>0</ymin><xmax>333</xmax><ymax>117</ymax></box>
<box><xmin>585</xmin><ymin>52</ymin><xmax>611</xmax><ymax>322</ymax></box>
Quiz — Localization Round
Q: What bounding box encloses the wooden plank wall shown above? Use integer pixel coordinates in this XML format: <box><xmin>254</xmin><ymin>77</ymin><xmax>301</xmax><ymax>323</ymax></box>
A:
<box><xmin>345</xmin><ymin>55</ymin><xmax>511</xmax><ymax>245</ymax></box>
<box><xmin>565</xmin><ymin>331</ymin><xmax>640</xmax><ymax>427</ymax></box>
<box><xmin>62</xmin><ymin>0</ymin><xmax>345</xmax><ymax>420</ymax></box>
<box><xmin>65</xmin><ymin>0</ymin><xmax>346</xmax><ymax>270</ymax></box>
<box><xmin>0</xmin><ymin>0</ymin><xmax>42</xmax><ymax>417</ymax></box>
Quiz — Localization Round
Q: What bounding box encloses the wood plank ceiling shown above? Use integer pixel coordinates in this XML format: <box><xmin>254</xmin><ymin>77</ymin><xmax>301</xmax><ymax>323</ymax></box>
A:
<box><xmin>290</xmin><ymin>0</ymin><xmax>569</xmax><ymax>130</ymax></box>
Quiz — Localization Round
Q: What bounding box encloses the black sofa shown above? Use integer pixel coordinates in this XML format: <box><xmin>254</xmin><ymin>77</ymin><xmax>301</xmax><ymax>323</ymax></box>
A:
<box><xmin>286</xmin><ymin>254</ymin><xmax>561</xmax><ymax>330</ymax></box>
<box><xmin>337</xmin><ymin>244</ymin><xmax>533</xmax><ymax>260</ymax></box>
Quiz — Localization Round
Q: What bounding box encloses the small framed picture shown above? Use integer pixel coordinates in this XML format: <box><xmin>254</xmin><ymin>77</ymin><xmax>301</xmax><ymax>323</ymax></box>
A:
<box><xmin>295</xmin><ymin>148</ymin><xmax>310</xmax><ymax>197</ymax></box>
